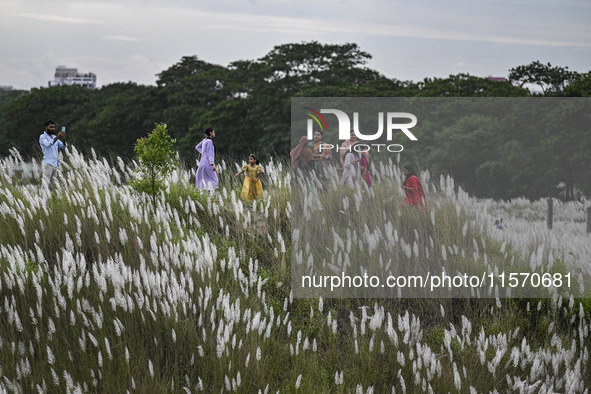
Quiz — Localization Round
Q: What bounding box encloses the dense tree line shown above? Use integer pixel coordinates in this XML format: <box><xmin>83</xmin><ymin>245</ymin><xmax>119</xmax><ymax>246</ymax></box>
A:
<box><xmin>0</xmin><ymin>41</ymin><xmax>589</xmax><ymax>199</ymax></box>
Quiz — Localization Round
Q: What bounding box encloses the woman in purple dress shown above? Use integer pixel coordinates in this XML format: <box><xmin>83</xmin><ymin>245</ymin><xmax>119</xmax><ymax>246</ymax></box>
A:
<box><xmin>195</xmin><ymin>127</ymin><xmax>219</xmax><ymax>192</ymax></box>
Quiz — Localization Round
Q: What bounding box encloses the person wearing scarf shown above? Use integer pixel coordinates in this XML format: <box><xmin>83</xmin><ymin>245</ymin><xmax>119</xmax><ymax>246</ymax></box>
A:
<box><xmin>339</xmin><ymin>131</ymin><xmax>369</xmax><ymax>167</ymax></box>
<box><xmin>291</xmin><ymin>136</ymin><xmax>314</xmax><ymax>170</ymax></box>
<box><xmin>309</xmin><ymin>130</ymin><xmax>330</xmax><ymax>161</ymax></box>
<box><xmin>340</xmin><ymin>148</ymin><xmax>361</xmax><ymax>187</ymax></box>
<box><xmin>402</xmin><ymin>165</ymin><xmax>426</xmax><ymax>207</ymax></box>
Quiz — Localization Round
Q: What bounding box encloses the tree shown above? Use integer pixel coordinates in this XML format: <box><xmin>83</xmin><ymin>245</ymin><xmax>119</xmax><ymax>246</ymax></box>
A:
<box><xmin>156</xmin><ymin>56</ymin><xmax>220</xmax><ymax>87</ymax></box>
<box><xmin>78</xmin><ymin>83</ymin><xmax>162</xmax><ymax>158</ymax></box>
<box><xmin>0</xmin><ymin>85</ymin><xmax>93</xmax><ymax>157</ymax></box>
<box><xmin>130</xmin><ymin>123</ymin><xmax>177</xmax><ymax>207</ymax></box>
<box><xmin>257</xmin><ymin>41</ymin><xmax>373</xmax><ymax>89</ymax></box>
<box><xmin>508</xmin><ymin>61</ymin><xmax>578</xmax><ymax>96</ymax></box>
<box><xmin>417</xmin><ymin>74</ymin><xmax>528</xmax><ymax>97</ymax></box>
<box><xmin>538</xmin><ymin>99</ymin><xmax>591</xmax><ymax>199</ymax></box>
<box><xmin>157</xmin><ymin>58</ymin><xmax>231</xmax><ymax>157</ymax></box>
<box><xmin>428</xmin><ymin>114</ymin><xmax>501</xmax><ymax>196</ymax></box>
<box><xmin>564</xmin><ymin>72</ymin><xmax>591</xmax><ymax>97</ymax></box>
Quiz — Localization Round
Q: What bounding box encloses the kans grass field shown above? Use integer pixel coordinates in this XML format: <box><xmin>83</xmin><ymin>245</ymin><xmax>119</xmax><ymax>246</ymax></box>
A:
<box><xmin>0</xmin><ymin>146</ymin><xmax>590</xmax><ymax>393</ymax></box>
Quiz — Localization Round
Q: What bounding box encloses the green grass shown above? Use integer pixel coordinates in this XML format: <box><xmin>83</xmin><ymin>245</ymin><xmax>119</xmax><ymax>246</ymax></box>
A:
<box><xmin>0</xmin><ymin>150</ymin><xmax>589</xmax><ymax>392</ymax></box>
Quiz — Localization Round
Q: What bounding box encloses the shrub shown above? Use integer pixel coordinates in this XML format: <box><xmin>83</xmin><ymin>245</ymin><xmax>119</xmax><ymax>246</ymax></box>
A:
<box><xmin>130</xmin><ymin>123</ymin><xmax>177</xmax><ymax>206</ymax></box>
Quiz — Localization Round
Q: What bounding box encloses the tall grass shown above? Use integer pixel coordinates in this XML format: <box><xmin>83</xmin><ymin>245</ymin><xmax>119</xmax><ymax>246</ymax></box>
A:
<box><xmin>0</xmin><ymin>147</ymin><xmax>589</xmax><ymax>392</ymax></box>
<box><xmin>292</xmin><ymin>161</ymin><xmax>589</xmax><ymax>299</ymax></box>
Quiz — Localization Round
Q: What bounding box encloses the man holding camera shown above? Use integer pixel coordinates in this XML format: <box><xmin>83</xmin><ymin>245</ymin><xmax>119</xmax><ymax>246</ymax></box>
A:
<box><xmin>39</xmin><ymin>120</ymin><xmax>67</xmax><ymax>192</ymax></box>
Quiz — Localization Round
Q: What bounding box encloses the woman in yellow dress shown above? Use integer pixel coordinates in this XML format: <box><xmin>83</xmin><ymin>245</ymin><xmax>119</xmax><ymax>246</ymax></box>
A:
<box><xmin>234</xmin><ymin>154</ymin><xmax>263</xmax><ymax>202</ymax></box>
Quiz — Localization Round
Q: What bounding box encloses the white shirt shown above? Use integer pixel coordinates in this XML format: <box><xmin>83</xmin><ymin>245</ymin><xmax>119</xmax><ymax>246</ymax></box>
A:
<box><xmin>39</xmin><ymin>132</ymin><xmax>66</xmax><ymax>166</ymax></box>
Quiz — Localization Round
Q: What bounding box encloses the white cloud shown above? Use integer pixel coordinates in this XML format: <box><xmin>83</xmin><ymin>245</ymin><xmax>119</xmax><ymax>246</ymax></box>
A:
<box><xmin>104</xmin><ymin>36</ymin><xmax>141</xmax><ymax>42</ymax></box>
<box><xmin>203</xmin><ymin>12</ymin><xmax>590</xmax><ymax>48</ymax></box>
<box><xmin>1</xmin><ymin>0</ymin><xmax>589</xmax><ymax>89</ymax></box>
<box><xmin>16</xmin><ymin>13</ymin><xmax>104</xmax><ymax>25</ymax></box>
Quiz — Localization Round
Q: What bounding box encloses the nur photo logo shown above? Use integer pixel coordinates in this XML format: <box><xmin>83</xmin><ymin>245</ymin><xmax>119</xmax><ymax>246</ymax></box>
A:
<box><xmin>305</xmin><ymin>107</ymin><xmax>418</xmax><ymax>141</ymax></box>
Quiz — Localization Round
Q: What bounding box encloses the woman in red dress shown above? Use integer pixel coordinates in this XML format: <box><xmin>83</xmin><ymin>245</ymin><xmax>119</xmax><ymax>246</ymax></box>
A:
<box><xmin>402</xmin><ymin>165</ymin><xmax>426</xmax><ymax>207</ymax></box>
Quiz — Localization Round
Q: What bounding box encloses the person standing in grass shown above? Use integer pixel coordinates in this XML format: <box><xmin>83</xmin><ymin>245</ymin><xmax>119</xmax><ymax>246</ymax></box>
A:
<box><xmin>402</xmin><ymin>164</ymin><xmax>426</xmax><ymax>207</ymax></box>
<box><xmin>359</xmin><ymin>153</ymin><xmax>375</xmax><ymax>199</ymax></box>
<box><xmin>309</xmin><ymin>130</ymin><xmax>331</xmax><ymax>163</ymax></box>
<box><xmin>340</xmin><ymin>131</ymin><xmax>372</xmax><ymax>188</ymax></box>
<box><xmin>339</xmin><ymin>130</ymin><xmax>357</xmax><ymax>167</ymax></box>
<box><xmin>359</xmin><ymin>153</ymin><xmax>372</xmax><ymax>188</ymax></box>
<box><xmin>339</xmin><ymin>130</ymin><xmax>369</xmax><ymax>167</ymax></box>
<box><xmin>340</xmin><ymin>149</ymin><xmax>361</xmax><ymax>187</ymax></box>
<box><xmin>195</xmin><ymin>127</ymin><xmax>218</xmax><ymax>193</ymax></box>
<box><xmin>290</xmin><ymin>136</ymin><xmax>314</xmax><ymax>172</ymax></box>
<box><xmin>309</xmin><ymin>129</ymin><xmax>332</xmax><ymax>183</ymax></box>
<box><xmin>39</xmin><ymin>119</ymin><xmax>67</xmax><ymax>192</ymax></box>
<box><xmin>235</xmin><ymin>154</ymin><xmax>264</xmax><ymax>202</ymax></box>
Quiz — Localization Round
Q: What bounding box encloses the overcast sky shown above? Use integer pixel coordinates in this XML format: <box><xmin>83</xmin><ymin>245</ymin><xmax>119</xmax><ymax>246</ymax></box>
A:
<box><xmin>1</xmin><ymin>0</ymin><xmax>590</xmax><ymax>90</ymax></box>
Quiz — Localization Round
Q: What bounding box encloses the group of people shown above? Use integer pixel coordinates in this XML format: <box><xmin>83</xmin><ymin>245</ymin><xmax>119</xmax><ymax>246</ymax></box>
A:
<box><xmin>39</xmin><ymin>123</ymin><xmax>264</xmax><ymax>203</ymax></box>
<box><xmin>291</xmin><ymin>130</ymin><xmax>372</xmax><ymax>188</ymax></box>
<box><xmin>39</xmin><ymin>122</ymin><xmax>425</xmax><ymax>207</ymax></box>
<box><xmin>194</xmin><ymin>127</ymin><xmax>264</xmax><ymax>202</ymax></box>
<box><xmin>290</xmin><ymin>130</ymin><xmax>426</xmax><ymax>207</ymax></box>
<box><xmin>494</xmin><ymin>219</ymin><xmax>505</xmax><ymax>230</ymax></box>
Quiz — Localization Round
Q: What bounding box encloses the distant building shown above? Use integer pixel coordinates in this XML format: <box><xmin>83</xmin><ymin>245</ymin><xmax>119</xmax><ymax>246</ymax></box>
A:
<box><xmin>49</xmin><ymin>66</ymin><xmax>97</xmax><ymax>89</ymax></box>
<box><xmin>0</xmin><ymin>85</ymin><xmax>28</xmax><ymax>102</ymax></box>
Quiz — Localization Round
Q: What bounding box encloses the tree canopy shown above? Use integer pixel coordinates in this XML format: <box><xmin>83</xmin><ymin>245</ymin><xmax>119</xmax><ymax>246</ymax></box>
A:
<box><xmin>0</xmin><ymin>44</ymin><xmax>589</xmax><ymax>200</ymax></box>
<box><xmin>508</xmin><ymin>61</ymin><xmax>577</xmax><ymax>96</ymax></box>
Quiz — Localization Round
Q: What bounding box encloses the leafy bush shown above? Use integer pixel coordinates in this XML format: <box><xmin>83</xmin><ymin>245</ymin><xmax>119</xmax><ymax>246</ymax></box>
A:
<box><xmin>130</xmin><ymin>123</ymin><xmax>177</xmax><ymax>205</ymax></box>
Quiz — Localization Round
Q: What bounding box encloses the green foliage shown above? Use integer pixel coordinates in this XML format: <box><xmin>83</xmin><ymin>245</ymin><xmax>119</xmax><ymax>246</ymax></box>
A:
<box><xmin>1</xmin><ymin>150</ymin><xmax>590</xmax><ymax>392</ymax></box>
<box><xmin>1</xmin><ymin>44</ymin><xmax>590</xmax><ymax>199</ymax></box>
<box><xmin>508</xmin><ymin>61</ymin><xmax>578</xmax><ymax>96</ymax></box>
<box><xmin>79</xmin><ymin>83</ymin><xmax>163</xmax><ymax>156</ymax></box>
<box><xmin>565</xmin><ymin>72</ymin><xmax>591</xmax><ymax>97</ymax></box>
<box><xmin>428</xmin><ymin>114</ymin><xmax>499</xmax><ymax>196</ymax></box>
<box><xmin>131</xmin><ymin>123</ymin><xmax>177</xmax><ymax>204</ymax></box>
<box><xmin>0</xmin><ymin>85</ymin><xmax>92</xmax><ymax>157</ymax></box>
<box><xmin>418</xmin><ymin>73</ymin><xmax>528</xmax><ymax>97</ymax></box>
<box><xmin>418</xmin><ymin>98</ymin><xmax>591</xmax><ymax>200</ymax></box>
